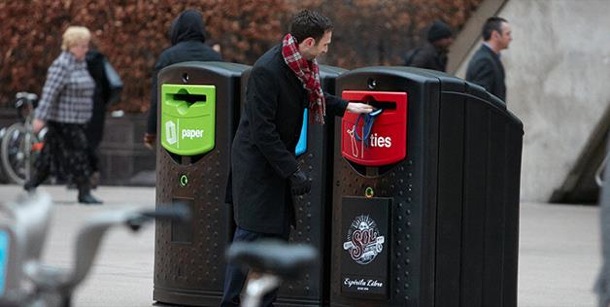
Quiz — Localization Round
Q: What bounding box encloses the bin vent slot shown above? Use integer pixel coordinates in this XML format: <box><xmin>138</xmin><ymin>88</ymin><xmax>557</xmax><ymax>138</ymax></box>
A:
<box><xmin>359</xmin><ymin>95</ymin><xmax>396</xmax><ymax>110</ymax></box>
<box><xmin>172</xmin><ymin>93</ymin><xmax>207</xmax><ymax>105</ymax></box>
<box><xmin>346</xmin><ymin>160</ymin><xmax>401</xmax><ymax>177</ymax></box>
<box><xmin>370</xmin><ymin>101</ymin><xmax>396</xmax><ymax>110</ymax></box>
<box><xmin>171</xmin><ymin>197</ymin><xmax>193</xmax><ymax>243</ymax></box>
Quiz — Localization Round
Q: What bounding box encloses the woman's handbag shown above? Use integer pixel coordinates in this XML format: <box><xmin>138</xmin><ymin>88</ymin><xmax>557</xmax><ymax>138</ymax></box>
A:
<box><xmin>103</xmin><ymin>58</ymin><xmax>123</xmax><ymax>105</ymax></box>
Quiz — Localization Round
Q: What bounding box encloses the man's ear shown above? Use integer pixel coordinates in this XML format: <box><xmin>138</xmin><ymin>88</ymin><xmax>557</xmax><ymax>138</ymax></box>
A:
<box><xmin>302</xmin><ymin>37</ymin><xmax>316</xmax><ymax>47</ymax></box>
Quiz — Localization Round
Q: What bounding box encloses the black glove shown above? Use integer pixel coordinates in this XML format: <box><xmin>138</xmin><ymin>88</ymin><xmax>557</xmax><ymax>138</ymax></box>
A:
<box><xmin>289</xmin><ymin>169</ymin><xmax>311</xmax><ymax>196</ymax></box>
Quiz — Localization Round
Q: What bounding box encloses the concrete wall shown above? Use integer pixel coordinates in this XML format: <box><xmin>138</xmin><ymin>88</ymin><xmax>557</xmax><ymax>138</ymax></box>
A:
<box><xmin>455</xmin><ymin>0</ymin><xmax>610</xmax><ymax>202</ymax></box>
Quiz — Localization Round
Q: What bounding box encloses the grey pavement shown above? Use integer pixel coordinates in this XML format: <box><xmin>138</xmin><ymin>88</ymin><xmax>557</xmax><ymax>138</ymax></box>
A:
<box><xmin>0</xmin><ymin>184</ymin><xmax>602</xmax><ymax>307</ymax></box>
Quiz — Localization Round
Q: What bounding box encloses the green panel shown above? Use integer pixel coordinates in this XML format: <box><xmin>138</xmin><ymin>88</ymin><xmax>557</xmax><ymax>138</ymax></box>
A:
<box><xmin>160</xmin><ymin>84</ymin><xmax>216</xmax><ymax>156</ymax></box>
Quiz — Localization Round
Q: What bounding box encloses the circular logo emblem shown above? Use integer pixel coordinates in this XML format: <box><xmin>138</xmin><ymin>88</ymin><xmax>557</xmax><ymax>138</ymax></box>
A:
<box><xmin>342</xmin><ymin>215</ymin><xmax>385</xmax><ymax>265</ymax></box>
<box><xmin>364</xmin><ymin>187</ymin><xmax>374</xmax><ymax>198</ymax></box>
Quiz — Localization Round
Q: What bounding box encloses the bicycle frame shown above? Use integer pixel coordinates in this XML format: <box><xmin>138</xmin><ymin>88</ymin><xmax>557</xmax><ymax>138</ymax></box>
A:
<box><xmin>0</xmin><ymin>192</ymin><xmax>52</xmax><ymax>306</ymax></box>
<box><xmin>0</xmin><ymin>192</ymin><xmax>189</xmax><ymax>307</ymax></box>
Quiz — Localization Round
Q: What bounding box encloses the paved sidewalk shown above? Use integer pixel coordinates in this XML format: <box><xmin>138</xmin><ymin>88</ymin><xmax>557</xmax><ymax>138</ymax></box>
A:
<box><xmin>0</xmin><ymin>184</ymin><xmax>602</xmax><ymax>306</ymax></box>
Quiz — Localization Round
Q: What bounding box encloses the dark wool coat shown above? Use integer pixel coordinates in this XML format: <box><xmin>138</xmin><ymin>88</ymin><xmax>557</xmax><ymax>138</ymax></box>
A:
<box><xmin>146</xmin><ymin>9</ymin><xmax>222</xmax><ymax>135</ymax></box>
<box><xmin>85</xmin><ymin>50</ymin><xmax>111</xmax><ymax>150</ymax></box>
<box><xmin>465</xmin><ymin>44</ymin><xmax>506</xmax><ymax>101</ymax></box>
<box><xmin>228</xmin><ymin>44</ymin><xmax>347</xmax><ymax>235</ymax></box>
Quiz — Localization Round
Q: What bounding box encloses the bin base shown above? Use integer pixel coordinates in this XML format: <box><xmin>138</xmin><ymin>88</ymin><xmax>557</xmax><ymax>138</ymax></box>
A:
<box><xmin>153</xmin><ymin>287</ymin><xmax>222</xmax><ymax>307</ymax></box>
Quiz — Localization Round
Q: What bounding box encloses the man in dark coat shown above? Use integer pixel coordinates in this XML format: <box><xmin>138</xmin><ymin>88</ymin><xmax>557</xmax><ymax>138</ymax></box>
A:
<box><xmin>407</xmin><ymin>20</ymin><xmax>454</xmax><ymax>72</ymax></box>
<box><xmin>220</xmin><ymin>9</ymin><xmax>373</xmax><ymax>307</ymax></box>
<box><xmin>143</xmin><ymin>9</ymin><xmax>222</xmax><ymax>148</ymax></box>
<box><xmin>465</xmin><ymin>17</ymin><xmax>513</xmax><ymax>102</ymax></box>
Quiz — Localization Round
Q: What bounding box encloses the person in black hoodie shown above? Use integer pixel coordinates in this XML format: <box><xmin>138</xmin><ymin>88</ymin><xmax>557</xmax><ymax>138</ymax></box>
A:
<box><xmin>405</xmin><ymin>20</ymin><xmax>454</xmax><ymax>72</ymax></box>
<box><xmin>143</xmin><ymin>9</ymin><xmax>222</xmax><ymax>149</ymax></box>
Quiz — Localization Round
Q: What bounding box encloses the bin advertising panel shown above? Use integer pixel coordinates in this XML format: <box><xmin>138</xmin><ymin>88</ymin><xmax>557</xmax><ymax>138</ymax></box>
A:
<box><xmin>341</xmin><ymin>90</ymin><xmax>408</xmax><ymax>166</ymax></box>
<box><xmin>340</xmin><ymin>196</ymin><xmax>390</xmax><ymax>299</ymax></box>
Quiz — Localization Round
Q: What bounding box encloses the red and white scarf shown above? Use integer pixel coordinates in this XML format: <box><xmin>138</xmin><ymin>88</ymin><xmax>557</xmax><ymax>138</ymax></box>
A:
<box><xmin>281</xmin><ymin>33</ymin><xmax>326</xmax><ymax>125</ymax></box>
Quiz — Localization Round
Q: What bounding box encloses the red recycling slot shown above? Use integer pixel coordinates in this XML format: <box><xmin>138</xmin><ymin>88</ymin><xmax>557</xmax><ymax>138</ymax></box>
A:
<box><xmin>341</xmin><ymin>90</ymin><xmax>408</xmax><ymax>167</ymax></box>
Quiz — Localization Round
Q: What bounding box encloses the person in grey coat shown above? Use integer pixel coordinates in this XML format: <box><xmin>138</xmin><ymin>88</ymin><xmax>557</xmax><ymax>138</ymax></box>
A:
<box><xmin>25</xmin><ymin>26</ymin><xmax>101</xmax><ymax>204</ymax></box>
<box><xmin>221</xmin><ymin>9</ymin><xmax>373</xmax><ymax>307</ymax></box>
<box><xmin>465</xmin><ymin>17</ymin><xmax>513</xmax><ymax>102</ymax></box>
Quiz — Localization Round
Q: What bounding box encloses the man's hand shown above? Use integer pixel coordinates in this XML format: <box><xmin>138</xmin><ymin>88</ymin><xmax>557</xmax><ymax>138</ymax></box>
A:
<box><xmin>143</xmin><ymin>133</ymin><xmax>156</xmax><ymax>150</ymax></box>
<box><xmin>289</xmin><ymin>169</ymin><xmax>311</xmax><ymax>196</ymax></box>
<box><xmin>346</xmin><ymin>102</ymin><xmax>374</xmax><ymax>114</ymax></box>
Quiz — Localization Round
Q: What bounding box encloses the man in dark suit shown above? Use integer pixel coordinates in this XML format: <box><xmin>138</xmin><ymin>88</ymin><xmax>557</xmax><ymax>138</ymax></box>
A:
<box><xmin>221</xmin><ymin>9</ymin><xmax>373</xmax><ymax>307</ymax></box>
<box><xmin>466</xmin><ymin>17</ymin><xmax>513</xmax><ymax>102</ymax></box>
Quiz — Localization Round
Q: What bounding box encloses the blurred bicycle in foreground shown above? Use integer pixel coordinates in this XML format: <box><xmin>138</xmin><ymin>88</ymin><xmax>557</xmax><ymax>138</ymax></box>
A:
<box><xmin>0</xmin><ymin>191</ymin><xmax>190</xmax><ymax>307</ymax></box>
<box><xmin>225</xmin><ymin>239</ymin><xmax>318</xmax><ymax>307</ymax></box>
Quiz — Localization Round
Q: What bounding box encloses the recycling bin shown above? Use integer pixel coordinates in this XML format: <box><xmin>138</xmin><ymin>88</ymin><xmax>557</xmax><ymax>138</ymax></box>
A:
<box><xmin>153</xmin><ymin>61</ymin><xmax>249</xmax><ymax>306</ymax></box>
<box><xmin>330</xmin><ymin>67</ymin><xmax>523</xmax><ymax>307</ymax></box>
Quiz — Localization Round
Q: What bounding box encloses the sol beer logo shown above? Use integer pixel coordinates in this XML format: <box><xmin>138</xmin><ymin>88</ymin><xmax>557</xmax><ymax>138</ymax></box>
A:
<box><xmin>343</xmin><ymin>215</ymin><xmax>385</xmax><ymax>265</ymax></box>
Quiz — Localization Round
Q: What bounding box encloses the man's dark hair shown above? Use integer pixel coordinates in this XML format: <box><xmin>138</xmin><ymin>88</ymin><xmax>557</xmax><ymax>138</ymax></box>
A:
<box><xmin>289</xmin><ymin>9</ymin><xmax>333</xmax><ymax>43</ymax></box>
<box><xmin>482</xmin><ymin>17</ymin><xmax>508</xmax><ymax>41</ymax></box>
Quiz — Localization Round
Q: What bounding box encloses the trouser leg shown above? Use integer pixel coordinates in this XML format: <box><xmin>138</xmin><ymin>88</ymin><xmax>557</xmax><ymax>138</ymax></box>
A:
<box><xmin>220</xmin><ymin>227</ymin><xmax>288</xmax><ymax>307</ymax></box>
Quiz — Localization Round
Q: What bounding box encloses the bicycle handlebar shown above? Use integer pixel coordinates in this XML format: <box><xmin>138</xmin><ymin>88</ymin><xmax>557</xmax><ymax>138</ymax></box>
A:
<box><xmin>125</xmin><ymin>203</ymin><xmax>191</xmax><ymax>231</ymax></box>
<box><xmin>22</xmin><ymin>201</ymin><xmax>191</xmax><ymax>302</ymax></box>
<box><xmin>15</xmin><ymin>92</ymin><xmax>37</xmax><ymax>101</ymax></box>
<box><xmin>226</xmin><ymin>240</ymin><xmax>318</xmax><ymax>280</ymax></box>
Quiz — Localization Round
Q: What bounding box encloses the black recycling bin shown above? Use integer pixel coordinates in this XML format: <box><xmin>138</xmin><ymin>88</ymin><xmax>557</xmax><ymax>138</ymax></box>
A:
<box><xmin>153</xmin><ymin>61</ymin><xmax>249</xmax><ymax>306</ymax></box>
<box><xmin>330</xmin><ymin>67</ymin><xmax>523</xmax><ymax>307</ymax></box>
<box><xmin>237</xmin><ymin>65</ymin><xmax>347</xmax><ymax>306</ymax></box>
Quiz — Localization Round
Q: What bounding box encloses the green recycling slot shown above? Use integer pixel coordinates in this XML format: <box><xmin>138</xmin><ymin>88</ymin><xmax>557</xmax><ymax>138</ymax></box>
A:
<box><xmin>160</xmin><ymin>84</ymin><xmax>216</xmax><ymax>156</ymax></box>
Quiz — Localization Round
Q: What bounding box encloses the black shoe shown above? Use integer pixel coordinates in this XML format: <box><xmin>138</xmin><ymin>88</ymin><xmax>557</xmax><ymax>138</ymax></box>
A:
<box><xmin>78</xmin><ymin>193</ymin><xmax>103</xmax><ymax>205</ymax></box>
<box><xmin>24</xmin><ymin>181</ymin><xmax>36</xmax><ymax>193</ymax></box>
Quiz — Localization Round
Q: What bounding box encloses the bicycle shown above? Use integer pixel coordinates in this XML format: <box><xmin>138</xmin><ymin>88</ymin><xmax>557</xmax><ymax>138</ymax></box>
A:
<box><xmin>0</xmin><ymin>191</ymin><xmax>190</xmax><ymax>307</ymax></box>
<box><xmin>225</xmin><ymin>239</ymin><xmax>318</xmax><ymax>307</ymax></box>
<box><xmin>0</xmin><ymin>92</ymin><xmax>46</xmax><ymax>185</ymax></box>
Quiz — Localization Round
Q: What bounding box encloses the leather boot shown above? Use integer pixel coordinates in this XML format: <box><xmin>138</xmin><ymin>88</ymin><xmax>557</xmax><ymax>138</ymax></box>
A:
<box><xmin>77</xmin><ymin>180</ymin><xmax>103</xmax><ymax>205</ymax></box>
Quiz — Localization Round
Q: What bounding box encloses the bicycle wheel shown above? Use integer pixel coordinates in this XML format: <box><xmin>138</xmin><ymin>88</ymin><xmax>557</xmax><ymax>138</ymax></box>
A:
<box><xmin>0</xmin><ymin>123</ymin><xmax>40</xmax><ymax>185</ymax></box>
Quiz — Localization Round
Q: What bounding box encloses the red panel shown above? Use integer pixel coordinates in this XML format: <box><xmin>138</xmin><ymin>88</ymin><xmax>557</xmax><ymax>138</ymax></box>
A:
<box><xmin>341</xmin><ymin>91</ymin><xmax>408</xmax><ymax>167</ymax></box>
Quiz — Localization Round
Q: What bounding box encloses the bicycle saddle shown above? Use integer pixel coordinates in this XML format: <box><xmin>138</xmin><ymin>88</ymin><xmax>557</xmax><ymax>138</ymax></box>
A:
<box><xmin>226</xmin><ymin>240</ymin><xmax>318</xmax><ymax>279</ymax></box>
